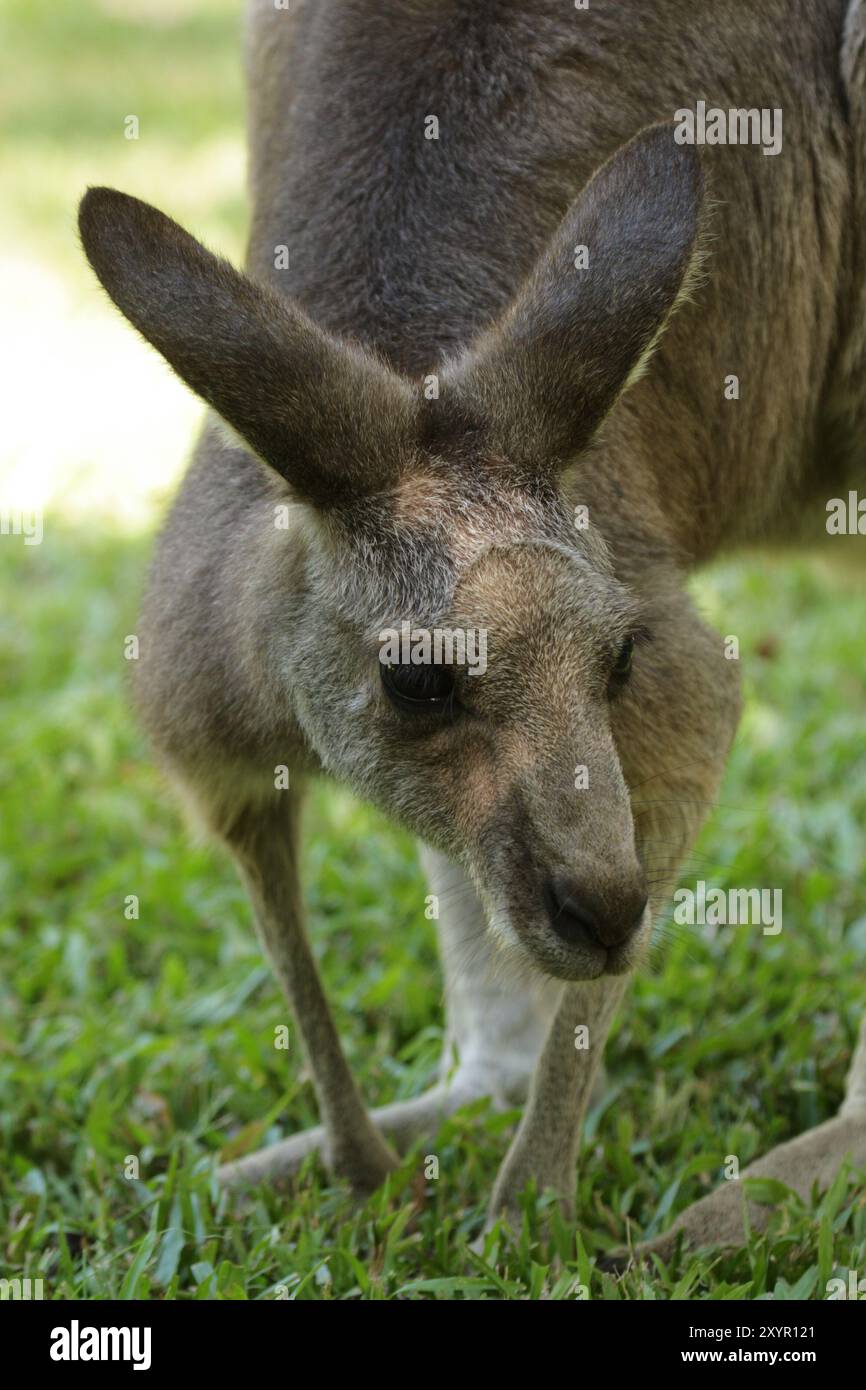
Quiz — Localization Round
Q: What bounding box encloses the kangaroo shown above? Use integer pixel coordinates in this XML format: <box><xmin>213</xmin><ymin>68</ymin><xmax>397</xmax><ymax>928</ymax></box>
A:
<box><xmin>78</xmin><ymin>0</ymin><xmax>866</xmax><ymax>1259</ymax></box>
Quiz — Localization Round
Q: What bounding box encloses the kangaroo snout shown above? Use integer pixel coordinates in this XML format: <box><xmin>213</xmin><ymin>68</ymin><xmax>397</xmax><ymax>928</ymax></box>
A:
<box><xmin>486</xmin><ymin>819</ymin><xmax>651</xmax><ymax>983</ymax></box>
<box><xmin>543</xmin><ymin>873</ymin><xmax>648</xmax><ymax>952</ymax></box>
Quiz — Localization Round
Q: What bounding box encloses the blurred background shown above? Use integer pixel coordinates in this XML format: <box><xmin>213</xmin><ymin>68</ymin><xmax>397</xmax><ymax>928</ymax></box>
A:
<box><xmin>1</xmin><ymin>0</ymin><xmax>245</xmax><ymax>531</ymax></box>
<box><xmin>1</xmin><ymin>0</ymin><xmax>864</xmax><ymax>1299</ymax></box>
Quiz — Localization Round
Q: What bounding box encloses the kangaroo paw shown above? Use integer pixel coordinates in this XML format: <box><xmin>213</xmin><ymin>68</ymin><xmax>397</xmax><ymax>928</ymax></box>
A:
<box><xmin>606</xmin><ymin>1022</ymin><xmax>866</xmax><ymax>1270</ymax></box>
<box><xmin>218</xmin><ymin>1075</ymin><xmax>484</xmax><ymax>1190</ymax></box>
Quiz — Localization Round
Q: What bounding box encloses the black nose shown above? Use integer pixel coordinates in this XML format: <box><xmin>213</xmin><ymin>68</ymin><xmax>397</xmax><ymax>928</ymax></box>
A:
<box><xmin>543</xmin><ymin>875</ymin><xmax>648</xmax><ymax>950</ymax></box>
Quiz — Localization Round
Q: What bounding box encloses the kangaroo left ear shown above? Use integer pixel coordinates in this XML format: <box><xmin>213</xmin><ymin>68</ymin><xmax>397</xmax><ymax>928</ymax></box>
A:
<box><xmin>440</xmin><ymin>124</ymin><xmax>706</xmax><ymax>471</ymax></box>
<box><xmin>77</xmin><ymin>187</ymin><xmax>417</xmax><ymax>507</ymax></box>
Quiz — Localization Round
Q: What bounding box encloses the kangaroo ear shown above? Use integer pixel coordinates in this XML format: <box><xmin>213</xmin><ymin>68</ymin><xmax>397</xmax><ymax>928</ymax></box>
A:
<box><xmin>441</xmin><ymin>125</ymin><xmax>706</xmax><ymax>471</ymax></box>
<box><xmin>78</xmin><ymin>189</ymin><xmax>415</xmax><ymax>506</ymax></box>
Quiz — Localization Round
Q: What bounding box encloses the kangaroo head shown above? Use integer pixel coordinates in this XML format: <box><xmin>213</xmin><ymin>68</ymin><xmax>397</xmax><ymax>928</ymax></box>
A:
<box><xmin>79</xmin><ymin>125</ymin><xmax>717</xmax><ymax>983</ymax></box>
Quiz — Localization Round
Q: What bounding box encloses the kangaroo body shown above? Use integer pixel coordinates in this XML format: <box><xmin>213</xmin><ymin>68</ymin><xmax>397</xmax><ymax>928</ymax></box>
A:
<box><xmin>79</xmin><ymin>0</ymin><xmax>866</xmax><ymax>1250</ymax></box>
<box><xmin>241</xmin><ymin>0</ymin><xmax>864</xmax><ymax>552</ymax></box>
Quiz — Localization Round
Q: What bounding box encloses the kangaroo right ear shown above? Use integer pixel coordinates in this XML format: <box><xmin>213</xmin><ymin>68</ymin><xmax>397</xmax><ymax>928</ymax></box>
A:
<box><xmin>78</xmin><ymin>188</ymin><xmax>416</xmax><ymax>506</ymax></box>
<box><xmin>440</xmin><ymin>124</ymin><xmax>706</xmax><ymax>473</ymax></box>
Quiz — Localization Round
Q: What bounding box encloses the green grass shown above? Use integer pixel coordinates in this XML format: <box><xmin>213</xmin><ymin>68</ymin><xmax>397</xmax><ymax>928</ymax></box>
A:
<box><xmin>2</xmin><ymin>0</ymin><xmax>865</xmax><ymax>1301</ymax></box>
<box><xmin>2</xmin><ymin>531</ymin><xmax>864</xmax><ymax>1299</ymax></box>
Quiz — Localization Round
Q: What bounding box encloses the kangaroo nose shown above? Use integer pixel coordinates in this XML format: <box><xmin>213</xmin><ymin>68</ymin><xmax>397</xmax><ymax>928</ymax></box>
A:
<box><xmin>543</xmin><ymin>874</ymin><xmax>648</xmax><ymax>949</ymax></box>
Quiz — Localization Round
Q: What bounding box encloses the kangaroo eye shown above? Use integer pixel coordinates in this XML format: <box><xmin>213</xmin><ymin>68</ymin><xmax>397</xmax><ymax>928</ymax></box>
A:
<box><xmin>381</xmin><ymin>661</ymin><xmax>457</xmax><ymax>714</ymax></box>
<box><xmin>610</xmin><ymin>635</ymin><xmax>635</xmax><ymax>686</ymax></box>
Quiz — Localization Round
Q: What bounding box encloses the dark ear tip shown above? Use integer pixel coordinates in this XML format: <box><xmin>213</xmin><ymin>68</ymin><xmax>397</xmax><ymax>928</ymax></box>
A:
<box><xmin>78</xmin><ymin>186</ymin><xmax>122</xmax><ymax>249</ymax></box>
<box><xmin>79</xmin><ymin>185</ymin><xmax>116</xmax><ymax>220</ymax></box>
<box><xmin>78</xmin><ymin>186</ymin><xmax>150</xmax><ymax>246</ymax></box>
<box><xmin>636</xmin><ymin>120</ymin><xmax>696</xmax><ymax>156</ymax></box>
<box><xmin>641</xmin><ymin>122</ymin><xmax>704</xmax><ymax>171</ymax></box>
<box><xmin>78</xmin><ymin>188</ymin><xmax>171</xmax><ymax>284</ymax></box>
<box><xmin>629</xmin><ymin>122</ymin><xmax>706</xmax><ymax>213</ymax></box>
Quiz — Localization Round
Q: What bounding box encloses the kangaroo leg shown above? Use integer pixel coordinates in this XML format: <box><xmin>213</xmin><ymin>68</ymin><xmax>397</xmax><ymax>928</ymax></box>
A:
<box><xmin>604</xmin><ymin>1017</ymin><xmax>866</xmax><ymax>1269</ymax></box>
<box><xmin>221</xmin><ymin>845</ymin><xmax>560</xmax><ymax>1188</ymax></box>
<box><xmin>218</xmin><ymin>789</ymin><xmax>397</xmax><ymax>1194</ymax></box>
<box><xmin>486</xmin><ymin>974</ymin><xmax>626</xmax><ymax>1226</ymax></box>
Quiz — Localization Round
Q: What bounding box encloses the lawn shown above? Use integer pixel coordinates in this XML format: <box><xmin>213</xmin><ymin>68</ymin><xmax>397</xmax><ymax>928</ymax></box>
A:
<box><xmin>1</xmin><ymin>0</ymin><xmax>865</xmax><ymax>1300</ymax></box>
